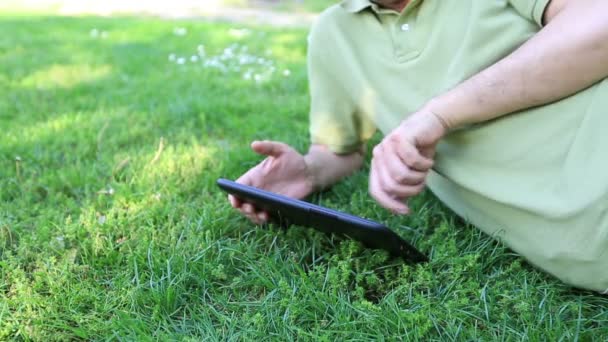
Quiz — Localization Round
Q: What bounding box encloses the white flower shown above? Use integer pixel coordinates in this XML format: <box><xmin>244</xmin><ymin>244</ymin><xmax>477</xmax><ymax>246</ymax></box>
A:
<box><xmin>177</xmin><ymin>57</ymin><xmax>186</xmax><ymax>65</ymax></box>
<box><xmin>190</xmin><ymin>55</ymin><xmax>199</xmax><ymax>62</ymax></box>
<box><xmin>223</xmin><ymin>47</ymin><xmax>234</xmax><ymax>58</ymax></box>
<box><xmin>90</xmin><ymin>28</ymin><xmax>99</xmax><ymax>38</ymax></box>
<box><xmin>283</xmin><ymin>69</ymin><xmax>291</xmax><ymax>77</ymax></box>
<box><xmin>173</xmin><ymin>27</ymin><xmax>187</xmax><ymax>36</ymax></box>
<box><xmin>197</xmin><ymin>44</ymin><xmax>206</xmax><ymax>56</ymax></box>
<box><xmin>168</xmin><ymin>53</ymin><xmax>177</xmax><ymax>61</ymax></box>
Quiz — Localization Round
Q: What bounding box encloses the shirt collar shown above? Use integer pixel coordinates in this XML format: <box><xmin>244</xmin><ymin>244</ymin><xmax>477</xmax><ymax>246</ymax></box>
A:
<box><xmin>340</xmin><ymin>0</ymin><xmax>422</xmax><ymax>14</ymax></box>
<box><xmin>340</xmin><ymin>0</ymin><xmax>374</xmax><ymax>13</ymax></box>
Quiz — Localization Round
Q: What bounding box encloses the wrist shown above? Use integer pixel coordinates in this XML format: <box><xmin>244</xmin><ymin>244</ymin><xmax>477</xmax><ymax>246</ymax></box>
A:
<box><xmin>404</xmin><ymin>105</ymin><xmax>450</xmax><ymax>144</ymax></box>
<box><xmin>424</xmin><ymin>98</ymin><xmax>458</xmax><ymax>132</ymax></box>
<box><xmin>303</xmin><ymin>153</ymin><xmax>323</xmax><ymax>192</ymax></box>
<box><xmin>304</xmin><ymin>145</ymin><xmax>365</xmax><ymax>192</ymax></box>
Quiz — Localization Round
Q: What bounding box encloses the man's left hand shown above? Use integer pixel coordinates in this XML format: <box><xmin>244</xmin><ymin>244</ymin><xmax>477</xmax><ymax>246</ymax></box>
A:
<box><xmin>369</xmin><ymin>107</ymin><xmax>448</xmax><ymax>214</ymax></box>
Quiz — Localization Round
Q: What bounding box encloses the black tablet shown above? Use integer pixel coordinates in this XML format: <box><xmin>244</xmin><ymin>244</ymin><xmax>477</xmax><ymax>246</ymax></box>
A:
<box><xmin>217</xmin><ymin>178</ymin><xmax>427</xmax><ymax>263</ymax></box>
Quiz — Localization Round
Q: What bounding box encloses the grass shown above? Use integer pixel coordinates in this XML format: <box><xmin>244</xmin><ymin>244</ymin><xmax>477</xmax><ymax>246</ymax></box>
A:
<box><xmin>1</xmin><ymin>11</ymin><xmax>607</xmax><ymax>341</ymax></box>
<box><xmin>227</xmin><ymin>0</ymin><xmax>337</xmax><ymax>13</ymax></box>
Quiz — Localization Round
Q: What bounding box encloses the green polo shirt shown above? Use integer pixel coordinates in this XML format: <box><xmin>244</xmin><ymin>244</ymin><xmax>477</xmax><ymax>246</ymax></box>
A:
<box><xmin>308</xmin><ymin>0</ymin><xmax>608</xmax><ymax>292</ymax></box>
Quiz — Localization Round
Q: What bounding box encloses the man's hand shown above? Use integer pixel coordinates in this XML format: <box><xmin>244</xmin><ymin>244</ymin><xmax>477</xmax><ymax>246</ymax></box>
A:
<box><xmin>369</xmin><ymin>108</ymin><xmax>447</xmax><ymax>214</ymax></box>
<box><xmin>229</xmin><ymin>140</ymin><xmax>314</xmax><ymax>224</ymax></box>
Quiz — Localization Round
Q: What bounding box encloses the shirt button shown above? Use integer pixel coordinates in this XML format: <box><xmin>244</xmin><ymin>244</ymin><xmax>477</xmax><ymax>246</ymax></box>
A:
<box><xmin>400</xmin><ymin>23</ymin><xmax>410</xmax><ymax>31</ymax></box>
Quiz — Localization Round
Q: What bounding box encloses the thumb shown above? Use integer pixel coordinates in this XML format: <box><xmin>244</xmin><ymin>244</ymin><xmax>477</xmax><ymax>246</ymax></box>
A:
<box><xmin>251</xmin><ymin>140</ymin><xmax>289</xmax><ymax>158</ymax></box>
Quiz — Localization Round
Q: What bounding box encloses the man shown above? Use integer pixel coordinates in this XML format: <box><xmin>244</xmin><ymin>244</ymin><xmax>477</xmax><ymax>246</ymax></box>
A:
<box><xmin>229</xmin><ymin>0</ymin><xmax>608</xmax><ymax>292</ymax></box>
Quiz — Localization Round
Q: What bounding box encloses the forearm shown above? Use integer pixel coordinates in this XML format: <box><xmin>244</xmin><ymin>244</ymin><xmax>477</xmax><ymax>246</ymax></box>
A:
<box><xmin>304</xmin><ymin>144</ymin><xmax>364</xmax><ymax>192</ymax></box>
<box><xmin>428</xmin><ymin>0</ymin><xmax>608</xmax><ymax>129</ymax></box>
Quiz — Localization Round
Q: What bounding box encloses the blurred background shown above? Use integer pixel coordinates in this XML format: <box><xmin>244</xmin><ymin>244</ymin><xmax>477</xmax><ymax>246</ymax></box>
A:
<box><xmin>1</xmin><ymin>0</ymin><xmax>333</xmax><ymax>24</ymax></box>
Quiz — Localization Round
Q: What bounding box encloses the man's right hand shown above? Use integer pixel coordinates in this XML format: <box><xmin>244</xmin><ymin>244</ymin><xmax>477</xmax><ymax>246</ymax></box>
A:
<box><xmin>229</xmin><ymin>140</ymin><xmax>314</xmax><ymax>224</ymax></box>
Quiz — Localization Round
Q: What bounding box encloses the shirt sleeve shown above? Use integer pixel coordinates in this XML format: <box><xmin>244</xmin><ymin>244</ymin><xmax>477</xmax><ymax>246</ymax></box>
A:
<box><xmin>508</xmin><ymin>0</ymin><xmax>552</xmax><ymax>26</ymax></box>
<box><xmin>307</xmin><ymin>15</ymin><xmax>376</xmax><ymax>154</ymax></box>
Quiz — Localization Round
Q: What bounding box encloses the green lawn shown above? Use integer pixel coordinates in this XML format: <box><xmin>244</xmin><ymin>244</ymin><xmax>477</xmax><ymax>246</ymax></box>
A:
<box><xmin>1</xmin><ymin>13</ymin><xmax>607</xmax><ymax>341</ymax></box>
<box><xmin>223</xmin><ymin>0</ymin><xmax>335</xmax><ymax>13</ymax></box>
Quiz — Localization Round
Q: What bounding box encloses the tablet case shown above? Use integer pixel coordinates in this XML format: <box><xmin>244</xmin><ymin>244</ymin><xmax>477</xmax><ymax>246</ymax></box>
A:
<box><xmin>217</xmin><ymin>178</ymin><xmax>427</xmax><ymax>262</ymax></box>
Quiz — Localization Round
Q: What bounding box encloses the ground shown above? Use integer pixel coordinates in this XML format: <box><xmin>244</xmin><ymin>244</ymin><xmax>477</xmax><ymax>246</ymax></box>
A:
<box><xmin>1</xmin><ymin>3</ymin><xmax>608</xmax><ymax>341</ymax></box>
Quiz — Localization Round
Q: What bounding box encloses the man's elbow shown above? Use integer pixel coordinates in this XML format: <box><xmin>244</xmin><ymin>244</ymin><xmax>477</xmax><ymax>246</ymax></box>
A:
<box><xmin>542</xmin><ymin>0</ymin><xmax>568</xmax><ymax>25</ymax></box>
<box><xmin>543</xmin><ymin>0</ymin><xmax>608</xmax><ymax>25</ymax></box>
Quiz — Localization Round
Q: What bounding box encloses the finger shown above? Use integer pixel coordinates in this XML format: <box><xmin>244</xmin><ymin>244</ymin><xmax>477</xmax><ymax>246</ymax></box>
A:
<box><xmin>239</xmin><ymin>206</ymin><xmax>263</xmax><ymax>225</ymax></box>
<box><xmin>375</xmin><ymin>147</ymin><xmax>425</xmax><ymax>198</ymax></box>
<box><xmin>376</xmin><ymin>151</ymin><xmax>405</xmax><ymax>193</ymax></box>
<box><xmin>369</xmin><ymin>159</ymin><xmax>410</xmax><ymax>215</ymax></box>
<box><xmin>235</xmin><ymin>168</ymin><xmax>256</xmax><ymax>187</ymax></box>
<box><xmin>241</xmin><ymin>203</ymin><xmax>262</xmax><ymax>222</ymax></box>
<box><xmin>242</xmin><ymin>203</ymin><xmax>268</xmax><ymax>223</ymax></box>
<box><xmin>377</xmin><ymin>157</ymin><xmax>416</xmax><ymax>199</ymax></box>
<box><xmin>378</xmin><ymin>158</ymin><xmax>426</xmax><ymax>199</ymax></box>
<box><xmin>245</xmin><ymin>212</ymin><xmax>263</xmax><ymax>225</ymax></box>
<box><xmin>396</xmin><ymin>143</ymin><xmax>434</xmax><ymax>172</ymax></box>
<box><xmin>251</xmin><ymin>140</ymin><xmax>289</xmax><ymax>158</ymax></box>
<box><xmin>248</xmin><ymin>213</ymin><xmax>263</xmax><ymax>225</ymax></box>
<box><xmin>257</xmin><ymin>211</ymin><xmax>269</xmax><ymax>223</ymax></box>
<box><xmin>228</xmin><ymin>194</ymin><xmax>242</xmax><ymax>208</ymax></box>
<box><xmin>383</xmin><ymin>149</ymin><xmax>426</xmax><ymax>186</ymax></box>
<box><xmin>242</xmin><ymin>203</ymin><xmax>257</xmax><ymax>215</ymax></box>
